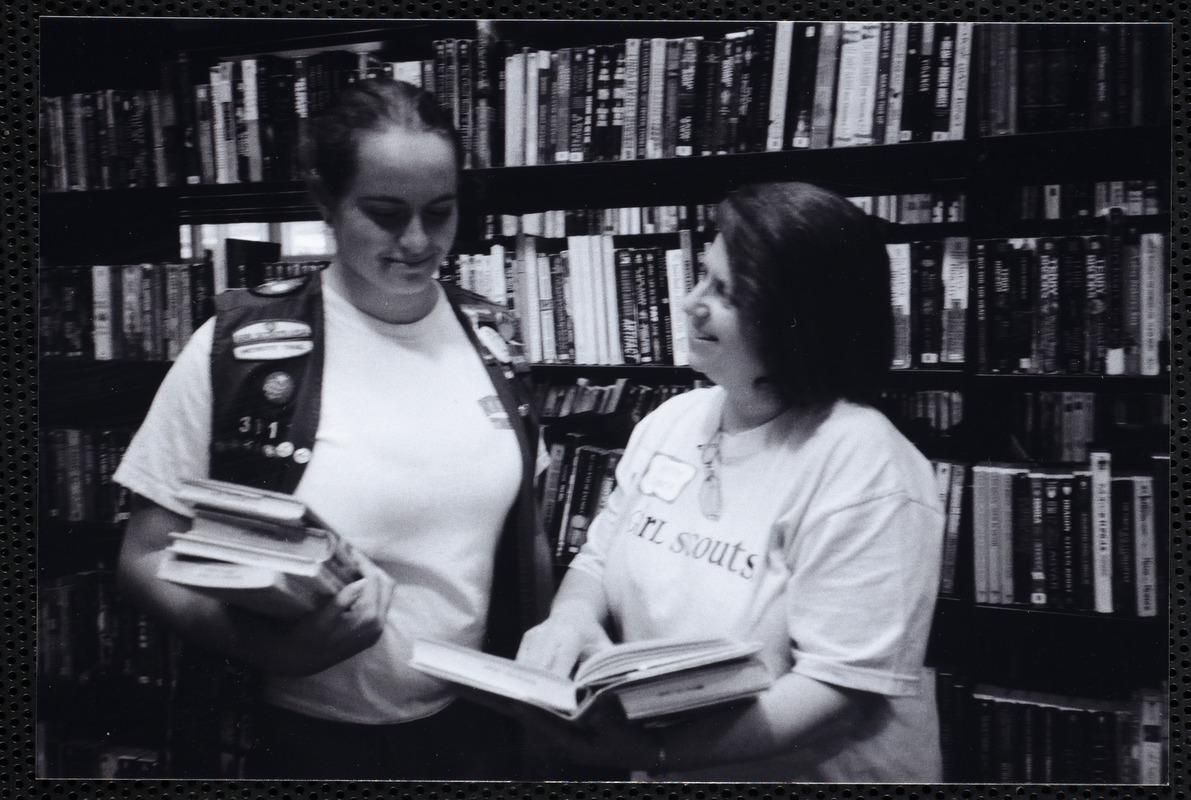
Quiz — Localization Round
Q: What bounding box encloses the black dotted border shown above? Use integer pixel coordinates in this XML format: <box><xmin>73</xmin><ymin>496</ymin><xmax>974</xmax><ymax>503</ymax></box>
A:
<box><xmin>5</xmin><ymin>2</ymin><xmax>1186</xmax><ymax>798</ymax></box>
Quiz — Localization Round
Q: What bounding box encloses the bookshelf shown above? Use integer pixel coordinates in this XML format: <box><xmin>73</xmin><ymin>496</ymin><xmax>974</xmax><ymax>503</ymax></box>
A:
<box><xmin>39</xmin><ymin>18</ymin><xmax>1171</xmax><ymax>781</ymax></box>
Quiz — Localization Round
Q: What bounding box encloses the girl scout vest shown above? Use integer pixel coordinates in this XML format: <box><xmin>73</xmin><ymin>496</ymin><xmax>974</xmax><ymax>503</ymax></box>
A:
<box><xmin>208</xmin><ymin>272</ymin><xmax>552</xmax><ymax>654</ymax></box>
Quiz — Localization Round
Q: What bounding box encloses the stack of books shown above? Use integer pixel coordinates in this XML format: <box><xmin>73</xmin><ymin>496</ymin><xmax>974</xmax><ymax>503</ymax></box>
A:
<box><xmin>156</xmin><ymin>478</ymin><xmax>360</xmax><ymax>619</ymax></box>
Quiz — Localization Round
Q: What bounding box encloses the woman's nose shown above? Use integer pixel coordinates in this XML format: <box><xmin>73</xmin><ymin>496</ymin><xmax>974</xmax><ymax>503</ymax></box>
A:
<box><xmin>399</xmin><ymin>216</ymin><xmax>430</xmax><ymax>254</ymax></box>
<box><xmin>683</xmin><ymin>293</ymin><xmax>709</xmax><ymax>320</ymax></box>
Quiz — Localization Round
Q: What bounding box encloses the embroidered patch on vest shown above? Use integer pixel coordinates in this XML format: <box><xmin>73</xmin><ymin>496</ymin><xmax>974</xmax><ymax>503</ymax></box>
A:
<box><xmin>233</xmin><ymin>340</ymin><xmax>314</xmax><ymax>360</ymax></box>
<box><xmin>479</xmin><ymin>395</ymin><xmax>513</xmax><ymax>429</ymax></box>
<box><xmin>232</xmin><ymin>319</ymin><xmax>313</xmax><ymax>345</ymax></box>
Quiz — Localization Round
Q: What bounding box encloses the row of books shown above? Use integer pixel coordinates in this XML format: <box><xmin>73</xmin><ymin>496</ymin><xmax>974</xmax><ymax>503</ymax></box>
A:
<box><xmin>41</xmin><ymin>428</ymin><xmax>132</xmax><ymax>526</ymax></box>
<box><xmin>977</xmin><ymin>24</ymin><xmax>1165</xmax><ymax>138</ymax></box>
<box><xmin>936</xmin><ymin>673</ymin><xmax>1166</xmax><ymax>783</ymax></box>
<box><xmin>41</xmin><ymin>89</ymin><xmax>180</xmax><ymax>192</ymax></box>
<box><xmin>40</xmin><ymin>22</ymin><xmax>1165</xmax><ymax>192</ymax></box>
<box><xmin>1012</xmin><ymin>179</ymin><xmax>1164</xmax><ymax>222</ymax></box>
<box><xmin>1004</xmin><ymin>390</ymin><xmax>1168</xmax><ymax>465</ymax></box>
<box><xmin>446</xmin><ymin>231</ymin><xmax>703</xmax><ymax>367</ymax></box>
<box><xmin>964</xmin><ymin>456</ymin><xmax>1159</xmax><ymax>616</ymax></box>
<box><xmin>40</xmin><ymin>262</ymin><xmax>215</xmax><ymax>362</ymax></box>
<box><xmin>39</xmin><ymin>568</ymin><xmax>169</xmax><ymax>692</ymax></box>
<box><xmin>973</xmin><ymin>221</ymin><xmax>1168</xmax><ymax>376</ymax></box>
<box><xmin>879</xmin><ymin>390</ymin><xmax>964</xmax><ymax>435</ymax></box>
<box><xmin>482</xmin><ymin>204</ymin><xmax>718</xmax><ymax>239</ymax></box>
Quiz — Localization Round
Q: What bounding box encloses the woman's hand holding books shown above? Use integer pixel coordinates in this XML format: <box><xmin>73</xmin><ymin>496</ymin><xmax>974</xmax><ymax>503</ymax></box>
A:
<box><xmin>230</xmin><ymin>554</ymin><xmax>397</xmax><ymax>677</ymax></box>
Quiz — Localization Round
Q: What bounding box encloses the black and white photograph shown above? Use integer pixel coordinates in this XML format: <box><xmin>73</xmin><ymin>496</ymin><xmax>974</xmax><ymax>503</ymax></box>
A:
<box><xmin>36</xmin><ymin>17</ymin><xmax>1172</xmax><ymax>783</ymax></box>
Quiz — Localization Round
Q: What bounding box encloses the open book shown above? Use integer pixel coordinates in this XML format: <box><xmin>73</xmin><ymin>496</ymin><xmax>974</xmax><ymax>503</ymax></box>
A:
<box><xmin>409</xmin><ymin>637</ymin><xmax>772</xmax><ymax>723</ymax></box>
<box><xmin>156</xmin><ymin>478</ymin><xmax>361</xmax><ymax>618</ymax></box>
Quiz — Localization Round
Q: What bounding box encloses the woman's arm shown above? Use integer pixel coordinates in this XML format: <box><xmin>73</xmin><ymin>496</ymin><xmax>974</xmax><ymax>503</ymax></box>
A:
<box><xmin>117</xmin><ymin>494</ymin><xmax>396</xmax><ymax>677</ymax></box>
<box><xmin>655</xmin><ymin>670</ymin><xmax>860</xmax><ymax>770</ymax></box>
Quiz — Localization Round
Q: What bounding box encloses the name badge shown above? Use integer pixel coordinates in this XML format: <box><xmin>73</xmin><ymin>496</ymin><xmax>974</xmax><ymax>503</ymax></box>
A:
<box><xmin>232</xmin><ymin>320</ymin><xmax>313</xmax><ymax>345</ymax></box>
<box><xmin>233</xmin><ymin>340</ymin><xmax>314</xmax><ymax>360</ymax></box>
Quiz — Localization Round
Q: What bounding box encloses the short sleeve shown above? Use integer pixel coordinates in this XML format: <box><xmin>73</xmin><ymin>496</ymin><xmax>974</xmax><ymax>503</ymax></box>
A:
<box><xmin>111</xmin><ymin>318</ymin><xmax>216</xmax><ymax>517</ymax></box>
<box><xmin>783</xmin><ymin>493</ymin><xmax>943</xmax><ymax>697</ymax></box>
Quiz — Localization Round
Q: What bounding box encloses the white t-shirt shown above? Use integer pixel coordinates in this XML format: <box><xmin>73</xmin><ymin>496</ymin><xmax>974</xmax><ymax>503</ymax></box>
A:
<box><xmin>114</xmin><ymin>281</ymin><xmax>523</xmax><ymax>723</ymax></box>
<box><xmin>568</xmin><ymin>387</ymin><xmax>945</xmax><ymax>781</ymax></box>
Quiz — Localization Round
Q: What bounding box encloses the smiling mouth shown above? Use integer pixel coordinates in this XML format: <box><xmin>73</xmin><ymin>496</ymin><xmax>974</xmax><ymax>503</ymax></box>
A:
<box><xmin>385</xmin><ymin>257</ymin><xmax>435</xmax><ymax>270</ymax></box>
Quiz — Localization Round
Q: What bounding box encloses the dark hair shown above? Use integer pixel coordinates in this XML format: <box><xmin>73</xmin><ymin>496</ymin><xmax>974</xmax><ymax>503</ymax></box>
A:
<box><xmin>305</xmin><ymin>78</ymin><xmax>464</xmax><ymax>201</ymax></box>
<box><xmin>716</xmin><ymin>181</ymin><xmax>893</xmax><ymax>410</ymax></box>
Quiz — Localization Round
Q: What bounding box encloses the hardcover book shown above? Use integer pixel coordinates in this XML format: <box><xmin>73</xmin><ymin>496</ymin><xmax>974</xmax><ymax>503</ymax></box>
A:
<box><xmin>409</xmin><ymin>637</ymin><xmax>771</xmax><ymax>722</ymax></box>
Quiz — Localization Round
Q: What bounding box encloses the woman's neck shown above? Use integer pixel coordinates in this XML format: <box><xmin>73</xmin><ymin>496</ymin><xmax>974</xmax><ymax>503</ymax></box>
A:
<box><xmin>719</xmin><ymin>385</ymin><xmax>789</xmax><ymax>434</ymax></box>
<box><xmin>324</xmin><ymin>264</ymin><xmax>439</xmax><ymax>324</ymax></box>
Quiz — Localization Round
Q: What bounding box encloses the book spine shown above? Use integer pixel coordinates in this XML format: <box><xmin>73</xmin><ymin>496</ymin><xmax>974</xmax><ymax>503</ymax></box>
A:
<box><xmin>614</xmin><ymin>248</ymin><xmax>641</xmax><ymax>364</ymax></box>
<box><xmin>930</xmin><ymin>23</ymin><xmax>956</xmax><ymax>140</ymax></box>
<box><xmin>548</xmin><ymin>48</ymin><xmax>569</xmax><ymax>164</ymax></box>
<box><xmin>888</xmin><ymin>242</ymin><xmax>912</xmax><ymax>369</ymax></box>
<box><xmin>870</xmin><ymin>23</ymin><xmax>894</xmax><ymax>146</ymax></box>
<box><xmin>609</xmin><ymin>45</ymin><xmax>626</xmax><ymax>161</ymax></box>
<box><xmin>939</xmin><ymin>462</ymin><xmax>966</xmax><ymax>596</ymax></box>
<box><xmin>911</xmin><ymin>239</ymin><xmax>943</xmax><ymax>366</ymax></box>
<box><xmin>809</xmin><ymin>22</ymin><xmax>842</xmax><ymax>149</ymax></box>
<box><xmin>536</xmin><ymin>251</ymin><xmax>556</xmax><ymax>363</ymax></box>
<box><xmin>523</xmin><ymin>49</ymin><xmax>540</xmax><ymax>167</ymax></box>
<box><xmin>1120</xmin><ymin>221</ymin><xmax>1143</xmax><ymax>375</ymax></box>
<box><xmin>1139</xmin><ymin>233</ymin><xmax>1165</xmax><ymax>376</ymax></box>
<box><xmin>239</xmin><ymin>59</ymin><xmax>263</xmax><ymax>183</ymax></box>
<box><xmin>948</xmin><ymin>23</ymin><xmax>974</xmax><ymax>140</ymax></box>
<box><xmin>631</xmin><ymin>249</ymin><xmax>655</xmax><ymax>364</ymax></box>
<box><xmin>675</xmin><ymin>37</ymin><xmax>700</xmax><ymax>157</ymax></box>
<box><xmin>1104</xmin><ymin>208</ymin><xmax>1126</xmax><ymax>374</ymax></box>
<box><xmin>766</xmin><ymin>21</ymin><xmax>795</xmax><ymax>151</ymax></box>
<box><xmin>696</xmin><ymin>38</ymin><xmax>721</xmax><ymax>156</ymax></box>
<box><xmin>1041</xmin><ymin>473</ymin><xmax>1063</xmax><ymax>607</ymax></box>
<box><xmin>1059</xmin><ymin>236</ymin><xmax>1086</xmax><ymax>374</ymax></box>
<box><xmin>1083</xmin><ymin>234</ymin><xmax>1108</xmax><ymax>374</ymax></box>
<box><xmin>458</xmin><ymin>40</ymin><xmax>477</xmax><ymax>170</ymax></box>
<box><xmin>90</xmin><ymin>265</ymin><xmax>114</xmax><ymax>361</ymax></box>
<box><xmin>972</xmin><ymin>466</ymin><xmax>990</xmax><ymax>604</ymax></box>
<box><xmin>566</xmin><ymin>48</ymin><xmax>587</xmax><ymax>163</ymax></box>
<box><xmin>504</xmin><ymin>53</ymin><xmax>525</xmax><ymax>167</ymax></box>
<box><xmin>1010</xmin><ymin>470</ymin><xmax>1035</xmax><ymax>605</ymax></box>
<box><xmin>1072</xmin><ymin>471</ymin><xmax>1095</xmax><ymax>611</ymax></box>
<box><xmin>1090</xmin><ymin>450</ymin><xmax>1113</xmax><ymax>613</ymax></box>
<box><xmin>620</xmin><ymin>40</ymin><xmax>641</xmax><ymax>161</ymax></box>
<box><xmin>1110</xmin><ymin>476</ymin><xmax>1136</xmax><ymax>616</ymax></box>
<box><xmin>1035</xmin><ymin>237</ymin><xmax>1060</xmax><ymax>374</ymax></box>
<box><xmin>550</xmin><ymin>252</ymin><xmax>575</xmax><ymax>363</ymax></box>
<box><xmin>644</xmin><ymin>38</ymin><xmax>667</xmax><ymax>160</ymax></box>
<box><xmin>661</xmin><ymin>40</ymin><xmax>682</xmax><ymax>158</ymax></box>
<box><xmin>1024</xmin><ymin>469</ymin><xmax>1052</xmax><ymax>600</ymax></box>
<box><xmin>1131</xmin><ymin>475</ymin><xmax>1156</xmax><ymax>618</ymax></box>
<box><xmin>941</xmin><ymin>236</ymin><xmax>969</xmax><ymax>364</ymax></box>
<box><xmin>831</xmin><ymin>23</ymin><xmax>864</xmax><ymax>148</ymax></box>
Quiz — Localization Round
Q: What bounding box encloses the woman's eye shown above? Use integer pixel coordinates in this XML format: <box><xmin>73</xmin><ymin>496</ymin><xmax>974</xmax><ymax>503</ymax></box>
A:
<box><xmin>425</xmin><ymin>207</ymin><xmax>454</xmax><ymax>222</ymax></box>
<box><xmin>365</xmin><ymin>207</ymin><xmax>405</xmax><ymax>225</ymax></box>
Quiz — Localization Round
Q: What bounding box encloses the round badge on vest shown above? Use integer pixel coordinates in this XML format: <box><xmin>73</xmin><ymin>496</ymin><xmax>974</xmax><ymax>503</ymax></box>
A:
<box><xmin>261</xmin><ymin>371</ymin><xmax>297</xmax><ymax>405</ymax></box>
